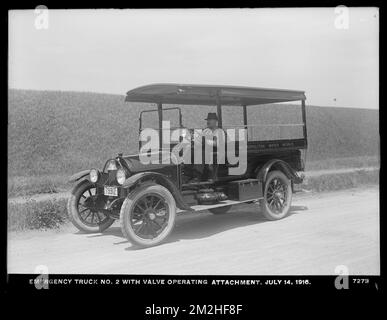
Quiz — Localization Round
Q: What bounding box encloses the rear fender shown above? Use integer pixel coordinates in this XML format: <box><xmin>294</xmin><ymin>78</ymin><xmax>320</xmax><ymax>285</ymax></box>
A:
<box><xmin>256</xmin><ymin>159</ymin><xmax>302</xmax><ymax>187</ymax></box>
<box><xmin>123</xmin><ymin>172</ymin><xmax>191</xmax><ymax>210</ymax></box>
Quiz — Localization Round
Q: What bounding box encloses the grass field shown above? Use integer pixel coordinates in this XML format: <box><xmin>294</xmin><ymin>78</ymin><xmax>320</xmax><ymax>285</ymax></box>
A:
<box><xmin>303</xmin><ymin>168</ymin><xmax>379</xmax><ymax>192</ymax></box>
<box><xmin>8</xmin><ymin>198</ymin><xmax>67</xmax><ymax>232</ymax></box>
<box><xmin>8</xmin><ymin>89</ymin><xmax>379</xmax><ymax>175</ymax></box>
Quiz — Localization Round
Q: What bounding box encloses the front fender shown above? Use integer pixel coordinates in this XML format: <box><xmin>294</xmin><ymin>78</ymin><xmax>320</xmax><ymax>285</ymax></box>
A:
<box><xmin>69</xmin><ymin>169</ymin><xmax>90</xmax><ymax>183</ymax></box>
<box><xmin>123</xmin><ymin>172</ymin><xmax>191</xmax><ymax>210</ymax></box>
<box><xmin>256</xmin><ymin>159</ymin><xmax>302</xmax><ymax>184</ymax></box>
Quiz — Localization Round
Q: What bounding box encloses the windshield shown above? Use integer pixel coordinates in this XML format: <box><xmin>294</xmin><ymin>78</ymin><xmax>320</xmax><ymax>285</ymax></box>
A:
<box><xmin>140</xmin><ymin>107</ymin><xmax>182</xmax><ymax>130</ymax></box>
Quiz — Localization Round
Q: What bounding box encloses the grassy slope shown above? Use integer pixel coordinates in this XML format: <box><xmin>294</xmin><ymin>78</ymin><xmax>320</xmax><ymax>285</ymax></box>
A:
<box><xmin>8</xmin><ymin>89</ymin><xmax>379</xmax><ymax>177</ymax></box>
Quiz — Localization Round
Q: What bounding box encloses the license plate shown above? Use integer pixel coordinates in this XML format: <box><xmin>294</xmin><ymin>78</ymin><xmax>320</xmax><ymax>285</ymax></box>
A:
<box><xmin>104</xmin><ymin>186</ymin><xmax>118</xmax><ymax>197</ymax></box>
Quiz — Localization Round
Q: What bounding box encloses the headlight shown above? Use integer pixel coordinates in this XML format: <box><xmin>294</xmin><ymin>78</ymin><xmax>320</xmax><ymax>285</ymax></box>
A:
<box><xmin>116</xmin><ymin>169</ymin><xmax>126</xmax><ymax>185</ymax></box>
<box><xmin>89</xmin><ymin>169</ymin><xmax>99</xmax><ymax>183</ymax></box>
<box><xmin>106</xmin><ymin>160</ymin><xmax>118</xmax><ymax>171</ymax></box>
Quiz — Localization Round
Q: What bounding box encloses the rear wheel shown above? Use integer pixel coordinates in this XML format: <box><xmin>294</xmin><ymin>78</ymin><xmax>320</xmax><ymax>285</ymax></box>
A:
<box><xmin>261</xmin><ymin>170</ymin><xmax>292</xmax><ymax>220</ymax></box>
<box><xmin>67</xmin><ymin>180</ymin><xmax>114</xmax><ymax>232</ymax></box>
<box><xmin>120</xmin><ymin>184</ymin><xmax>176</xmax><ymax>248</ymax></box>
<box><xmin>209</xmin><ymin>206</ymin><xmax>232</xmax><ymax>215</ymax></box>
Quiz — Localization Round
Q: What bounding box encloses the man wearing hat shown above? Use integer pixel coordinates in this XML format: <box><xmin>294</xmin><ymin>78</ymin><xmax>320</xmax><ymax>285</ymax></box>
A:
<box><xmin>203</xmin><ymin>112</ymin><xmax>220</xmax><ymax>137</ymax></box>
<box><xmin>193</xmin><ymin>112</ymin><xmax>225</xmax><ymax>181</ymax></box>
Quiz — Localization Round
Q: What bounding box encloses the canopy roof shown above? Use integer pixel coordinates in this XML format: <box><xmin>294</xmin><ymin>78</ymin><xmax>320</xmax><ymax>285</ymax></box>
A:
<box><xmin>125</xmin><ymin>83</ymin><xmax>306</xmax><ymax>106</ymax></box>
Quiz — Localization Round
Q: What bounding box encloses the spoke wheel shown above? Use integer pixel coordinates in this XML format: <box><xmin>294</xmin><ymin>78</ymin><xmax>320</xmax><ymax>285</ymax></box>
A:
<box><xmin>67</xmin><ymin>180</ymin><xmax>114</xmax><ymax>233</ymax></box>
<box><xmin>120</xmin><ymin>183</ymin><xmax>176</xmax><ymax>248</ymax></box>
<box><xmin>261</xmin><ymin>170</ymin><xmax>292</xmax><ymax>220</ymax></box>
<box><xmin>77</xmin><ymin>186</ymin><xmax>110</xmax><ymax>227</ymax></box>
<box><xmin>131</xmin><ymin>194</ymin><xmax>170</xmax><ymax>239</ymax></box>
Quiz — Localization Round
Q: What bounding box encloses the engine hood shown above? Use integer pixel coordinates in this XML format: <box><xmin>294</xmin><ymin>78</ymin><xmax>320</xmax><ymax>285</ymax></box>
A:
<box><xmin>122</xmin><ymin>151</ymin><xmax>177</xmax><ymax>173</ymax></box>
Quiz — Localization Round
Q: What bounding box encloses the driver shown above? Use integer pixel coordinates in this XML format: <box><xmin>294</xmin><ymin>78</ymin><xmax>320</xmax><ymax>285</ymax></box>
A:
<box><xmin>203</xmin><ymin>113</ymin><xmax>222</xmax><ymax>142</ymax></box>
<box><xmin>194</xmin><ymin>113</ymin><xmax>225</xmax><ymax>182</ymax></box>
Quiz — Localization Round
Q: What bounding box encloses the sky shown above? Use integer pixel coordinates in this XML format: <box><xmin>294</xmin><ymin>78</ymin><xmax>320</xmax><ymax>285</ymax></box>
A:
<box><xmin>9</xmin><ymin>8</ymin><xmax>379</xmax><ymax>109</ymax></box>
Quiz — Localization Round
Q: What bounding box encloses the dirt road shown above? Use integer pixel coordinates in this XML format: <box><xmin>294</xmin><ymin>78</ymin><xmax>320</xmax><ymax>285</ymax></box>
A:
<box><xmin>8</xmin><ymin>187</ymin><xmax>379</xmax><ymax>275</ymax></box>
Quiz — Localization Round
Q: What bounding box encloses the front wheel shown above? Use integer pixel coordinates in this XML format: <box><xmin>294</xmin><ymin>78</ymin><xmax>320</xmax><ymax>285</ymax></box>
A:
<box><xmin>67</xmin><ymin>180</ymin><xmax>115</xmax><ymax>233</ymax></box>
<box><xmin>120</xmin><ymin>184</ymin><xmax>176</xmax><ymax>248</ymax></box>
<box><xmin>261</xmin><ymin>170</ymin><xmax>292</xmax><ymax>220</ymax></box>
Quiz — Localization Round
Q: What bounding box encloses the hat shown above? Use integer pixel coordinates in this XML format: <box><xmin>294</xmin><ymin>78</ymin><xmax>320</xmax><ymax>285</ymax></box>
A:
<box><xmin>205</xmin><ymin>113</ymin><xmax>219</xmax><ymax>121</ymax></box>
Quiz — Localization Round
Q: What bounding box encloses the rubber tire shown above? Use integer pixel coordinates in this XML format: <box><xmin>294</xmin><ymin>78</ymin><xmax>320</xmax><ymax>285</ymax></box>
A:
<box><xmin>120</xmin><ymin>184</ymin><xmax>176</xmax><ymax>248</ymax></box>
<box><xmin>209</xmin><ymin>206</ymin><xmax>232</xmax><ymax>215</ymax></box>
<box><xmin>67</xmin><ymin>180</ymin><xmax>114</xmax><ymax>233</ymax></box>
<box><xmin>261</xmin><ymin>170</ymin><xmax>293</xmax><ymax>221</ymax></box>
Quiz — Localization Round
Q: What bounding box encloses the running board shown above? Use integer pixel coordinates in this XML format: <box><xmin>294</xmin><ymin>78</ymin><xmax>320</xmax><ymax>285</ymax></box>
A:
<box><xmin>177</xmin><ymin>198</ymin><xmax>263</xmax><ymax>213</ymax></box>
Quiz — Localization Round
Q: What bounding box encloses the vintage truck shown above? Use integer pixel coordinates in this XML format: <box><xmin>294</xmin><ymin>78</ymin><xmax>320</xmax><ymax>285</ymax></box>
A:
<box><xmin>67</xmin><ymin>84</ymin><xmax>307</xmax><ymax>247</ymax></box>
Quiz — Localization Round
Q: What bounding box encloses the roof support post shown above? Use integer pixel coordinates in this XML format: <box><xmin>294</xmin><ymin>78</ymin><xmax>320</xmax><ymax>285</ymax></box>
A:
<box><xmin>138</xmin><ymin>114</ymin><xmax>142</xmax><ymax>151</ymax></box>
<box><xmin>157</xmin><ymin>103</ymin><xmax>163</xmax><ymax>157</ymax></box>
<box><xmin>301</xmin><ymin>99</ymin><xmax>307</xmax><ymax>147</ymax></box>
<box><xmin>243</xmin><ymin>104</ymin><xmax>248</xmax><ymax>140</ymax></box>
<box><xmin>216</xmin><ymin>92</ymin><xmax>222</xmax><ymax>128</ymax></box>
<box><xmin>242</xmin><ymin>105</ymin><xmax>247</xmax><ymax>128</ymax></box>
